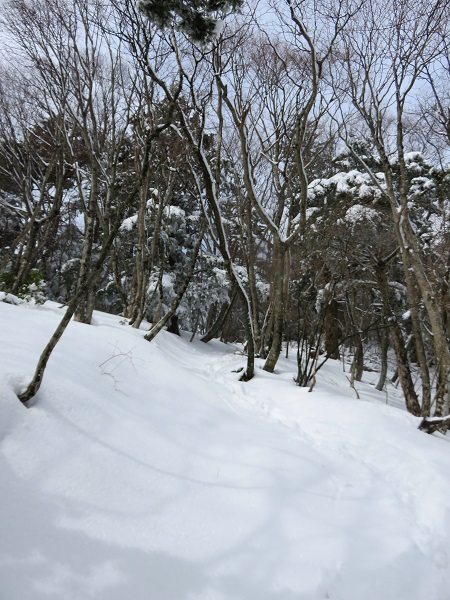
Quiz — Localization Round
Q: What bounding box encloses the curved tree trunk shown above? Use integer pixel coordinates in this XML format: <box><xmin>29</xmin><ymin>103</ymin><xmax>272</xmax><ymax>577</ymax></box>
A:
<box><xmin>201</xmin><ymin>290</ymin><xmax>237</xmax><ymax>343</ymax></box>
<box><xmin>144</xmin><ymin>223</ymin><xmax>206</xmax><ymax>343</ymax></box>
<box><xmin>17</xmin><ymin>195</ymin><xmax>136</xmax><ymax>404</ymax></box>
<box><xmin>16</xmin><ymin>119</ymin><xmax>171</xmax><ymax>404</ymax></box>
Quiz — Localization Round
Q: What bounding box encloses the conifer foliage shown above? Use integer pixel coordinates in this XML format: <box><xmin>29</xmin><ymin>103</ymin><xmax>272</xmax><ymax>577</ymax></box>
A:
<box><xmin>138</xmin><ymin>0</ymin><xmax>243</xmax><ymax>40</ymax></box>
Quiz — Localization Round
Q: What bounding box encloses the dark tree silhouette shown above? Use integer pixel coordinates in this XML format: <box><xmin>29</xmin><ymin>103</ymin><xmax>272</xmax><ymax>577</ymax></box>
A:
<box><xmin>138</xmin><ymin>0</ymin><xmax>243</xmax><ymax>41</ymax></box>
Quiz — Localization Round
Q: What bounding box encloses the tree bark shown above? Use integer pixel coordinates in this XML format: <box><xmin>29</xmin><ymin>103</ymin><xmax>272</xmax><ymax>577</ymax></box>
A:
<box><xmin>201</xmin><ymin>290</ymin><xmax>237</xmax><ymax>343</ymax></box>
<box><xmin>74</xmin><ymin>166</ymin><xmax>99</xmax><ymax>324</ymax></box>
<box><xmin>144</xmin><ymin>223</ymin><xmax>206</xmax><ymax>343</ymax></box>
<box><xmin>375</xmin><ymin>323</ymin><xmax>389</xmax><ymax>392</ymax></box>
<box><xmin>16</xmin><ymin>118</ymin><xmax>173</xmax><ymax>404</ymax></box>
<box><xmin>324</xmin><ymin>298</ymin><xmax>341</xmax><ymax>360</ymax></box>
<box><xmin>346</xmin><ymin>289</ymin><xmax>363</xmax><ymax>382</ymax></box>
<box><xmin>418</xmin><ymin>415</ymin><xmax>450</xmax><ymax>434</ymax></box>
<box><xmin>263</xmin><ymin>240</ymin><xmax>286</xmax><ymax>372</ymax></box>
<box><xmin>17</xmin><ymin>197</ymin><xmax>135</xmax><ymax>404</ymax></box>
<box><xmin>375</xmin><ymin>263</ymin><xmax>422</xmax><ymax>416</ymax></box>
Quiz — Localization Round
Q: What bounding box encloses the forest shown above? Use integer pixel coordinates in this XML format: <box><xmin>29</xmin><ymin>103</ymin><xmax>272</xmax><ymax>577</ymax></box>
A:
<box><xmin>1</xmin><ymin>0</ymin><xmax>450</xmax><ymax>428</ymax></box>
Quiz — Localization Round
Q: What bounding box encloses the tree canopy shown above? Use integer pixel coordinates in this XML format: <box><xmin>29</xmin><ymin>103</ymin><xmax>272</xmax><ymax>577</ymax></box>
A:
<box><xmin>138</xmin><ymin>0</ymin><xmax>243</xmax><ymax>40</ymax></box>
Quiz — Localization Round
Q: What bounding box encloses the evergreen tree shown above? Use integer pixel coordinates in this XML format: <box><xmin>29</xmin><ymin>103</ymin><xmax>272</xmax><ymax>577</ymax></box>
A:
<box><xmin>138</xmin><ymin>0</ymin><xmax>243</xmax><ymax>41</ymax></box>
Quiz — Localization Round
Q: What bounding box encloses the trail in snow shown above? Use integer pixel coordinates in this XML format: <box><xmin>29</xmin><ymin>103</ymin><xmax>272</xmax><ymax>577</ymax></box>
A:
<box><xmin>0</xmin><ymin>301</ymin><xmax>449</xmax><ymax>600</ymax></box>
<box><xmin>171</xmin><ymin>333</ymin><xmax>450</xmax><ymax>588</ymax></box>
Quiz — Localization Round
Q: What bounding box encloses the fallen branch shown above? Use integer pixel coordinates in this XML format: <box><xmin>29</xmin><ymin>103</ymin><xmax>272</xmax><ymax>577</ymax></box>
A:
<box><xmin>418</xmin><ymin>415</ymin><xmax>450</xmax><ymax>435</ymax></box>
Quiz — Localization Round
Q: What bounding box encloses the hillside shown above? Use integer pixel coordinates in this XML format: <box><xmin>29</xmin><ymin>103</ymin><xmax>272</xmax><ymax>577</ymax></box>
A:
<box><xmin>1</xmin><ymin>300</ymin><xmax>449</xmax><ymax>600</ymax></box>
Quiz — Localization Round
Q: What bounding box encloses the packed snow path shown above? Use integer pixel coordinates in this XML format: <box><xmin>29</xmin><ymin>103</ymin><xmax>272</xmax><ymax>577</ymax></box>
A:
<box><xmin>1</xmin><ymin>301</ymin><xmax>449</xmax><ymax>599</ymax></box>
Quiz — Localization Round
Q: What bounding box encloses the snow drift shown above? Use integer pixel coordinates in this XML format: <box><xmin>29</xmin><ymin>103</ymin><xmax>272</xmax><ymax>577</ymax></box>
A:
<box><xmin>1</xmin><ymin>300</ymin><xmax>449</xmax><ymax>599</ymax></box>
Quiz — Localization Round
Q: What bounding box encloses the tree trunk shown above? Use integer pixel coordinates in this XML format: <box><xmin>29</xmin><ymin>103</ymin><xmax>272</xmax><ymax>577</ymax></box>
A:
<box><xmin>110</xmin><ymin>242</ymin><xmax>129</xmax><ymax>315</ymax></box>
<box><xmin>74</xmin><ymin>167</ymin><xmax>99</xmax><ymax>323</ymax></box>
<box><xmin>166</xmin><ymin>314</ymin><xmax>180</xmax><ymax>336</ymax></box>
<box><xmin>324</xmin><ymin>298</ymin><xmax>341</xmax><ymax>360</ymax></box>
<box><xmin>244</xmin><ymin>199</ymin><xmax>261</xmax><ymax>350</ymax></box>
<box><xmin>201</xmin><ymin>290</ymin><xmax>237</xmax><ymax>343</ymax></box>
<box><xmin>263</xmin><ymin>240</ymin><xmax>286</xmax><ymax>372</ymax></box>
<box><xmin>375</xmin><ymin>263</ymin><xmax>422</xmax><ymax>416</ymax></box>
<box><xmin>346</xmin><ymin>289</ymin><xmax>363</xmax><ymax>381</ymax></box>
<box><xmin>402</xmin><ymin>257</ymin><xmax>432</xmax><ymax>415</ymax></box>
<box><xmin>375</xmin><ymin>323</ymin><xmax>389</xmax><ymax>391</ymax></box>
<box><xmin>418</xmin><ymin>415</ymin><xmax>450</xmax><ymax>434</ymax></box>
<box><xmin>17</xmin><ymin>194</ymin><xmax>136</xmax><ymax>404</ymax></box>
<box><xmin>144</xmin><ymin>223</ymin><xmax>205</xmax><ymax>343</ymax></box>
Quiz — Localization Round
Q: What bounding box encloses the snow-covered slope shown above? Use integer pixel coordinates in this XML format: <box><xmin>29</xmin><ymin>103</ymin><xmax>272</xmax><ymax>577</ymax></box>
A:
<box><xmin>1</xmin><ymin>301</ymin><xmax>449</xmax><ymax>600</ymax></box>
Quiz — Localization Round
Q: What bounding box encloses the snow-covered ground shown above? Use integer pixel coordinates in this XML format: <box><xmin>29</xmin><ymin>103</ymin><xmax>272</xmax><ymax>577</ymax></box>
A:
<box><xmin>1</xmin><ymin>300</ymin><xmax>449</xmax><ymax>600</ymax></box>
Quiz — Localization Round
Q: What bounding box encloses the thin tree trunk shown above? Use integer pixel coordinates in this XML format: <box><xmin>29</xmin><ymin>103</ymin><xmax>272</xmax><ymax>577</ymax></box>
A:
<box><xmin>144</xmin><ymin>223</ymin><xmax>206</xmax><ymax>343</ymax></box>
<box><xmin>375</xmin><ymin>263</ymin><xmax>422</xmax><ymax>416</ymax></box>
<box><xmin>263</xmin><ymin>240</ymin><xmax>286</xmax><ymax>372</ymax></box>
<box><xmin>74</xmin><ymin>167</ymin><xmax>99</xmax><ymax>323</ymax></box>
<box><xmin>16</xmin><ymin>118</ymin><xmax>173</xmax><ymax>404</ymax></box>
<box><xmin>110</xmin><ymin>242</ymin><xmax>129</xmax><ymax>315</ymax></box>
<box><xmin>259</xmin><ymin>303</ymin><xmax>273</xmax><ymax>358</ymax></box>
<box><xmin>127</xmin><ymin>182</ymin><xmax>149</xmax><ymax>323</ymax></box>
<box><xmin>189</xmin><ymin>310</ymin><xmax>200</xmax><ymax>342</ymax></box>
<box><xmin>201</xmin><ymin>290</ymin><xmax>237</xmax><ymax>343</ymax></box>
<box><xmin>402</xmin><ymin>257</ymin><xmax>432</xmax><ymax>415</ymax></box>
<box><xmin>346</xmin><ymin>289</ymin><xmax>363</xmax><ymax>382</ymax></box>
<box><xmin>324</xmin><ymin>298</ymin><xmax>341</xmax><ymax>360</ymax></box>
<box><xmin>375</xmin><ymin>323</ymin><xmax>389</xmax><ymax>391</ymax></box>
<box><xmin>17</xmin><ymin>196</ymin><xmax>135</xmax><ymax>404</ymax></box>
<box><xmin>244</xmin><ymin>199</ymin><xmax>261</xmax><ymax>350</ymax></box>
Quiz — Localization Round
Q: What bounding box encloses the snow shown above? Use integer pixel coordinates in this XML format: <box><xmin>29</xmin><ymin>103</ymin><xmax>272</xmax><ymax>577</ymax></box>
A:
<box><xmin>410</xmin><ymin>176</ymin><xmax>435</xmax><ymax>192</ymax></box>
<box><xmin>212</xmin><ymin>267</ymin><xmax>228</xmax><ymax>287</ymax></box>
<box><xmin>213</xmin><ymin>19</ymin><xmax>225</xmax><ymax>38</ymax></box>
<box><xmin>161</xmin><ymin>272</ymin><xmax>175</xmax><ymax>292</ymax></box>
<box><xmin>119</xmin><ymin>214</ymin><xmax>138</xmax><ymax>232</ymax></box>
<box><xmin>164</xmin><ymin>205</ymin><xmax>186</xmax><ymax>219</ymax></box>
<box><xmin>0</xmin><ymin>291</ymin><xmax>22</xmax><ymax>305</ymax></box>
<box><xmin>147</xmin><ymin>272</ymin><xmax>175</xmax><ymax>295</ymax></box>
<box><xmin>344</xmin><ymin>204</ymin><xmax>379</xmax><ymax>224</ymax></box>
<box><xmin>404</xmin><ymin>151</ymin><xmax>424</xmax><ymax>164</ymax></box>
<box><xmin>308</xmin><ymin>171</ymin><xmax>380</xmax><ymax>202</ymax></box>
<box><xmin>1</xmin><ymin>301</ymin><xmax>450</xmax><ymax>599</ymax></box>
<box><xmin>61</xmin><ymin>258</ymin><xmax>81</xmax><ymax>274</ymax></box>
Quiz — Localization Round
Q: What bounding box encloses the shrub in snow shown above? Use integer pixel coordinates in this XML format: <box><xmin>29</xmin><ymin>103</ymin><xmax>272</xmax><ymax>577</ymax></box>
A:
<box><xmin>0</xmin><ymin>269</ymin><xmax>47</xmax><ymax>305</ymax></box>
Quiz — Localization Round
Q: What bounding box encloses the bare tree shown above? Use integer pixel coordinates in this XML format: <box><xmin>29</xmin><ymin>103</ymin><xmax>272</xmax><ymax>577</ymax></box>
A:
<box><xmin>2</xmin><ymin>0</ymin><xmax>146</xmax><ymax>321</ymax></box>
<box><xmin>0</xmin><ymin>68</ymin><xmax>68</xmax><ymax>294</ymax></box>
<box><xmin>335</xmin><ymin>0</ymin><xmax>450</xmax><ymax>416</ymax></box>
<box><xmin>211</xmin><ymin>0</ymin><xmax>358</xmax><ymax>373</ymax></box>
<box><xmin>5</xmin><ymin>0</ymin><xmax>178</xmax><ymax>403</ymax></box>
